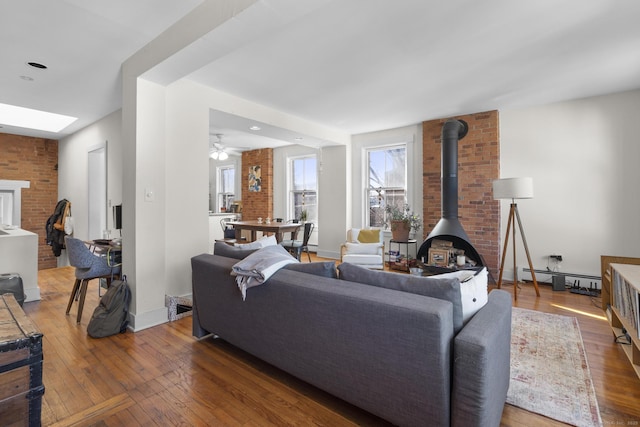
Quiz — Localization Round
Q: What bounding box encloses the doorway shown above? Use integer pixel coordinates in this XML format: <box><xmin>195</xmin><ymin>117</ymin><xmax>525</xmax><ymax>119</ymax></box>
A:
<box><xmin>88</xmin><ymin>143</ymin><xmax>107</xmax><ymax>240</ymax></box>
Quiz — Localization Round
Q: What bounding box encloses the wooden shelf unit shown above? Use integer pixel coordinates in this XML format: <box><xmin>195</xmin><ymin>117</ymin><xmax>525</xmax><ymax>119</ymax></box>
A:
<box><xmin>601</xmin><ymin>255</ymin><xmax>640</xmax><ymax>379</ymax></box>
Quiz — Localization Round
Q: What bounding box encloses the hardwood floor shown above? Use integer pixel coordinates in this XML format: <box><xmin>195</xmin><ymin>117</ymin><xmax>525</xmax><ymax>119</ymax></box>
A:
<box><xmin>21</xmin><ymin>260</ymin><xmax>640</xmax><ymax>426</ymax></box>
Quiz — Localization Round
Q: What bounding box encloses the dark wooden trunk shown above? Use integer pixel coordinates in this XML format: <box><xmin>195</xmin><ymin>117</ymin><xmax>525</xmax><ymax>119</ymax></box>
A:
<box><xmin>0</xmin><ymin>294</ymin><xmax>44</xmax><ymax>427</ymax></box>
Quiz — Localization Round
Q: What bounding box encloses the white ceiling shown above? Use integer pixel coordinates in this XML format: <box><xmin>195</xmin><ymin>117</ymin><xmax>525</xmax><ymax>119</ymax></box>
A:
<box><xmin>3</xmin><ymin>0</ymin><xmax>640</xmax><ymax>151</ymax></box>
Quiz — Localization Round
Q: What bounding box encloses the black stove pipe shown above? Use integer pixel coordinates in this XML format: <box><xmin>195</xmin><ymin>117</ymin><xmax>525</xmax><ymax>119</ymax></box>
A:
<box><xmin>441</xmin><ymin>119</ymin><xmax>468</xmax><ymax>219</ymax></box>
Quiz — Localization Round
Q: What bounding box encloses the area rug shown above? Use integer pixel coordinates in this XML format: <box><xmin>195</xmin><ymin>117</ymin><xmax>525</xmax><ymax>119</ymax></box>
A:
<box><xmin>507</xmin><ymin>307</ymin><xmax>602</xmax><ymax>427</ymax></box>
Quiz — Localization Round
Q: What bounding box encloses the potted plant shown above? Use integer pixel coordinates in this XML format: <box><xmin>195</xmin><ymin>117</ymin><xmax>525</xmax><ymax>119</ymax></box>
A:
<box><xmin>385</xmin><ymin>204</ymin><xmax>421</xmax><ymax>241</ymax></box>
<box><xmin>299</xmin><ymin>209</ymin><xmax>308</xmax><ymax>223</ymax></box>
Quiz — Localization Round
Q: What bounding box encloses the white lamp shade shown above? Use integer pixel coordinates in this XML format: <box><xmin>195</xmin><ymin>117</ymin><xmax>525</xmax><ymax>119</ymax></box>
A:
<box><xmin>492</xmin><ymin>177</ymin><xmax>534</xmax><ymax>200</ymax></box>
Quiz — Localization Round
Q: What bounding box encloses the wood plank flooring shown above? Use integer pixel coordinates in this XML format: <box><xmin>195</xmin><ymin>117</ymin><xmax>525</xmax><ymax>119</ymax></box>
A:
<box><xmin>21</xmin><ymin>260</ymin><xmax>640</xmax><ymax>426</ymax></box>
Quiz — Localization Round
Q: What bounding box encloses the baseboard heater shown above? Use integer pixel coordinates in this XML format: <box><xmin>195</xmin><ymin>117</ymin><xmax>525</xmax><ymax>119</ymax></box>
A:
<box><xmin>522</xmin><ymin>268</ymin><xmax>600</xmax><ymax>292</ymax></box>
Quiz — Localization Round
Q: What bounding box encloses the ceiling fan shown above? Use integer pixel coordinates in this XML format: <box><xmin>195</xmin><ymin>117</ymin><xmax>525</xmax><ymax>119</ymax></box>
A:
<box><xmin>209</xmin><ymin>134</ymin><xmax>230</xmax><ymax>160</ymax></box>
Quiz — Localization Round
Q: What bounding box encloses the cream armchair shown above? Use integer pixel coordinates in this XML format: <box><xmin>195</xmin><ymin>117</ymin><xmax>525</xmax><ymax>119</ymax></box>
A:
<box><xmin>340</xmin><ymin>228</ymin><xmax>385</xmax><ymax>269</ymax></box>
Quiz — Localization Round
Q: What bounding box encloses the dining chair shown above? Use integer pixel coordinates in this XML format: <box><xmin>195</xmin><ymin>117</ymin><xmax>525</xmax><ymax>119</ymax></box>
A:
<box><xmin>219</xmin><ymin>217</ymin><xmax>246</xmax><ymax>243</ymax></box>
<box><xmin>281</xmin><ymin>222</ymin><xmax>314</xmax><ymax>262</ymax></box>
<box><xmin>65</xmin><ymin>236</ymin><xmax>121</xmax><ymax>324</ymax></box>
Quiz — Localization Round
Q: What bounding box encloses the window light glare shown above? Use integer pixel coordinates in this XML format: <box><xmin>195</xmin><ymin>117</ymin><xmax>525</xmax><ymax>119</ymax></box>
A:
<box><xmin>0</xmin><ymin>103</ymin><xmax>77</xmax><ymax>133</ymax></box>
<box><xmin>249</xmin><ymin>125</ymin><xmax>261</xmax><ymax>131</ymax></box>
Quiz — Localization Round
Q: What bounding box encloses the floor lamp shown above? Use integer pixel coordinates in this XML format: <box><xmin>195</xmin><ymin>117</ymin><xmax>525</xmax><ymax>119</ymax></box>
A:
<box><xmin>493</xmin><ymin>177</ymin><xmax>540</xmax><ymax>300</ymax></box>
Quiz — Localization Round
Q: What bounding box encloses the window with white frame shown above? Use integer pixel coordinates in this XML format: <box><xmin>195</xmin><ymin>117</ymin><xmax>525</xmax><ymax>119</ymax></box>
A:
<box><xmin>290</xmin><ymin>156</ymin><xmax>317</xmax><ymax>222</ymax></box>
<box><xmin>366</xmin><ymin>144</ymin><xmax>407</xmax><ymax>228</ymax></box>
<box><xmin>217</xmin><ymin>165</ymin><xmax>235</xmax><ymax>212</ymax></box>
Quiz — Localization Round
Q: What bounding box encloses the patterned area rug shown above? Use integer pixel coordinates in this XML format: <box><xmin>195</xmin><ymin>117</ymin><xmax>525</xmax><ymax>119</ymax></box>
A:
<box><xmin>508</xmin><ymin>307</ymin><xmax>603</xmax><ymax>427</ymax></box>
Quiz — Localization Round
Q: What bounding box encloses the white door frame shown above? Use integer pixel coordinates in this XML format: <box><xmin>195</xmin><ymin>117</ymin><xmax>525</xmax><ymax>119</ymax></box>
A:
<box><xmin>88</xmin><ymin>142</ymin><xmax>107</xmax><ymax>240</ymax></box>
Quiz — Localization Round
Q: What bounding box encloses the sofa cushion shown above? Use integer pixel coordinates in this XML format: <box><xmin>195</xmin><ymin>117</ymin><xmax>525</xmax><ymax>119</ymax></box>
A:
<box><xmin>344</xmin><ymin>242</ymin><xmax>381</xmax><ymax>255</ymax></box>
<box><xmin>284</xmin><ymin>261</ymin><xmax>338</xmax><ymax>278</ymax></box>
<box><xmin>341</xmin><ymin>254</ymin><xmax>384</xmax><ymax>265</ymax></box>
<box><xmin>338</xmin><ymin>262</ymin><xmax>464</xmax><ymax>332</ymax></box>
<box><xmin>214</xmin><ymin>242</ymin><xmax>258</xmax><ymax>259</ymax></box>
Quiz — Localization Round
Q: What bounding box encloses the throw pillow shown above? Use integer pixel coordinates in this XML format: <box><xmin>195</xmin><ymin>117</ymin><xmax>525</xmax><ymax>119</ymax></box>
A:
<box><xmin>214</xmin><ymin>242</ymin><xmax>258</xmax><ymax>260</ymax></box>
<box><xmin>337</xmin><ymin>262</ymin><xmax>464</xmax><ymax>333</ymax></box>
<box><xmin>284</xmin><ymin>261</ymin><xmax>338</xmax><ymax>278</ymax></box>
<box><xmin>358</xmin><ymin>229</ymin><xmax>380</xmax><ymax>243</ymax></box>
<box><xmin>349</xmin><ymin>228</ymin><xmax>361</xmax><ymax>243</ymax></box>
<box><xmin>344</xmin><ymin>242</ymin><xmax>381</xmax><ymax>255</ymax></box>
<box><xmin>428</xmin><ymin>268</ymin><xmax>488</xmax><ymax>324</ymax></box>
<box><xmin>235</xmin><ymin>234</ymin><xmax>277</xmax><ymax>250</ymax></box>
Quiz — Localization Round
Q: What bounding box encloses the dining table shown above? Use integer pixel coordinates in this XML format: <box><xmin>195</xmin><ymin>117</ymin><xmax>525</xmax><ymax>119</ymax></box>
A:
<box><xmin>226</xmin><ymin>220</ymin><xmax>302</xmax><ymax>243</ymax></box>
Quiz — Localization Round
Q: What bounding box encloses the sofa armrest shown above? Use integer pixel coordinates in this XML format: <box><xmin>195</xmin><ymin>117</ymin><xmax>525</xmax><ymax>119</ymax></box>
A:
<box><xmin>191</xmin><ymin>253</ymin><xmax>237</xmax><ymax>338</ymax></box>
<box><xmin>451</xmin><ymin>289</ymin><xmax>512</xmax><ymax>427</ymax></box>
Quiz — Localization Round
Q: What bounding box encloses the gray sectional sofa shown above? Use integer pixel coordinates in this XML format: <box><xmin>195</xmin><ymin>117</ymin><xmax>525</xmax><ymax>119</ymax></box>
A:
<box><xmin>191</xmin><ymin>246</ymin><xmax>512</xmax><ymax>427</ymax></box>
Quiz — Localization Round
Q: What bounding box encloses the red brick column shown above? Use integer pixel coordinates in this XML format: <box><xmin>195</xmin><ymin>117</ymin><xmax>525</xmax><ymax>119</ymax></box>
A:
<box><xmin>241</xmin><ymin>148</ymin><xmax>273</xmax><ymax>221</ymax></box>
<box><xmin>422</xmin><ymin>111</ymin><xmax>500</xmax><ymax>276</ymax></box>
<box><xmin>0</xmin><ymin>133</ymin><xmax>59</xmax><ymax>269</ymax></box>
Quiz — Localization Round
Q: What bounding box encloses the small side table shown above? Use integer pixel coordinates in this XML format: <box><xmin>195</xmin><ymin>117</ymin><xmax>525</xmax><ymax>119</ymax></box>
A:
<box><xmin>388</xmin><ymin>239</ymin><xmax>418</xmax><ymax>272</ymax></box>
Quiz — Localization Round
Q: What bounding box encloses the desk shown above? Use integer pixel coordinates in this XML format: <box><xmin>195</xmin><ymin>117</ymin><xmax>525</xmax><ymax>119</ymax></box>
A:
<box><xmin>87</xmin><ymin>241</ymin><xmax>122</xmax><ymax>295</ymax></box>
<box><xmin>226</xmin><ymin>220</ymin><xmax>301</xmax><ymax>243</ymax></box>
<box><xmin>88</xmin><ymin>240</ymin><xmax>122</xmax><ymax>265</ymax></box>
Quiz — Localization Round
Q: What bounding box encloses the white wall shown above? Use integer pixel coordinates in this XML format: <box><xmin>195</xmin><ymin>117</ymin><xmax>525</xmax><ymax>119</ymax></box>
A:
<box><xmin>500</xmin><ymin>89</ymin><xmax>640</xmax><ymax>282</ymax></box>
<box><xmin>58</xmin><ymin>109</ymin><xmax>123</xmax><ymax>253</ymax></box>
<box><xmin>317</xmin><ymin>145</ymin><xmax>349</xmax><ymax>259</ymax></box>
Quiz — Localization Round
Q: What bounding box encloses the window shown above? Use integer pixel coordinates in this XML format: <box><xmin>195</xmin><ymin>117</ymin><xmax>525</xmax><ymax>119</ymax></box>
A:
<box><xmin>290</xmin><ymin>156</ymin><xmax>317</xmax><ymax>222</ymax></box>
<box><xmin>367</xmin><ymin>145</ymin><xmax>406</xmax><ymax>228</ymax></box>
<box><xmin>217</xmin><ymin>166</ymin><xmax>235</xmax><ymax>212</ymax></box>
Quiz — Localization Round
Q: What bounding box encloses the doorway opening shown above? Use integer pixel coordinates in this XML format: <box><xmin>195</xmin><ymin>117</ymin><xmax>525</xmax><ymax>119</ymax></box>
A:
<box><xmin>88</xmin><ymin>143</ymin><xmax>107</xmax><ymax>240</ymax></box>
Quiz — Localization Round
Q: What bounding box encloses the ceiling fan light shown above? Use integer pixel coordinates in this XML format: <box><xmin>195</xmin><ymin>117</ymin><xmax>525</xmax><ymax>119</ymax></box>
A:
<box><xmin>218</xmin><ymin>151</ymin><xmax>229</xmax><ymax>161</ymax></box>
<box><xmin>210</xmin><ymin>151</ymin><xmax>219</xmax><ymax>159</ymax></box>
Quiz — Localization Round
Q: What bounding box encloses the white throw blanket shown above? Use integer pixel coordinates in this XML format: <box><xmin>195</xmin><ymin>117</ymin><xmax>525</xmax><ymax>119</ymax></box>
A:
<box><xmin>232</xmin><ymin>244</ymin><xmax>298</xmax><ymax>300</ymax></box>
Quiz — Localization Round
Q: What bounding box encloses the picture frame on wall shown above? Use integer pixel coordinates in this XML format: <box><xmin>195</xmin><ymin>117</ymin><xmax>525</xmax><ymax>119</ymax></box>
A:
<box><xmin>248</xmin><ymin>165</ymin><xmax>261</xmax><ymax>192</ymax></box>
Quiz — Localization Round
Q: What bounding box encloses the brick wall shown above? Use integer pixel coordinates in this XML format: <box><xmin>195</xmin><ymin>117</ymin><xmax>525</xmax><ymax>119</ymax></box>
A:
<box><xmin>241</xmin><ymin>148</ymin><xmax>273</xmax><ymax>221</ymax></box>
<box><xmin>0</xmin><ymin>133</ymin><xmax>59</xmax><ymax>269</ymax></box>
<box><xmin>422</xmin><ymin>111</ymin><xmax>500</xmax><ymax>276</ymax></box>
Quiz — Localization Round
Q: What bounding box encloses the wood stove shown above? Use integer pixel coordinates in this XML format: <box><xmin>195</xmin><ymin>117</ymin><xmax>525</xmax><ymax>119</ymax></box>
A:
<box><xmin>417</xmin><ymin>119</ymin><xmax>484</xmax><ymax>268</ymax></box>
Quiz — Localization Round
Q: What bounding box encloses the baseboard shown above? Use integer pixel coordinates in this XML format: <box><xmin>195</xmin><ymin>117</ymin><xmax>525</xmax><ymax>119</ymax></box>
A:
<box><xmin>24</xmin><ymin>286</ymin><xmax>41</xmax><ymax>302</ymax></box>
<box><xmin>129</xmin><ymin>306</ymin><xmax>169</xmax><ymax>332</ymax></box>
<box><xmin>316</xmin><ymin>249</ymin><xmax>339</xmax><ymax>260</ymax></box>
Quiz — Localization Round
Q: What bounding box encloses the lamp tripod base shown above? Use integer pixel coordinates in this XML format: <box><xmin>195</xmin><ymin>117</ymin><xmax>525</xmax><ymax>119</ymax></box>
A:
<box><xmin>496</xmin><ymin>203</ymin><xmax>540</xmax><ymax>300</ymax></box>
